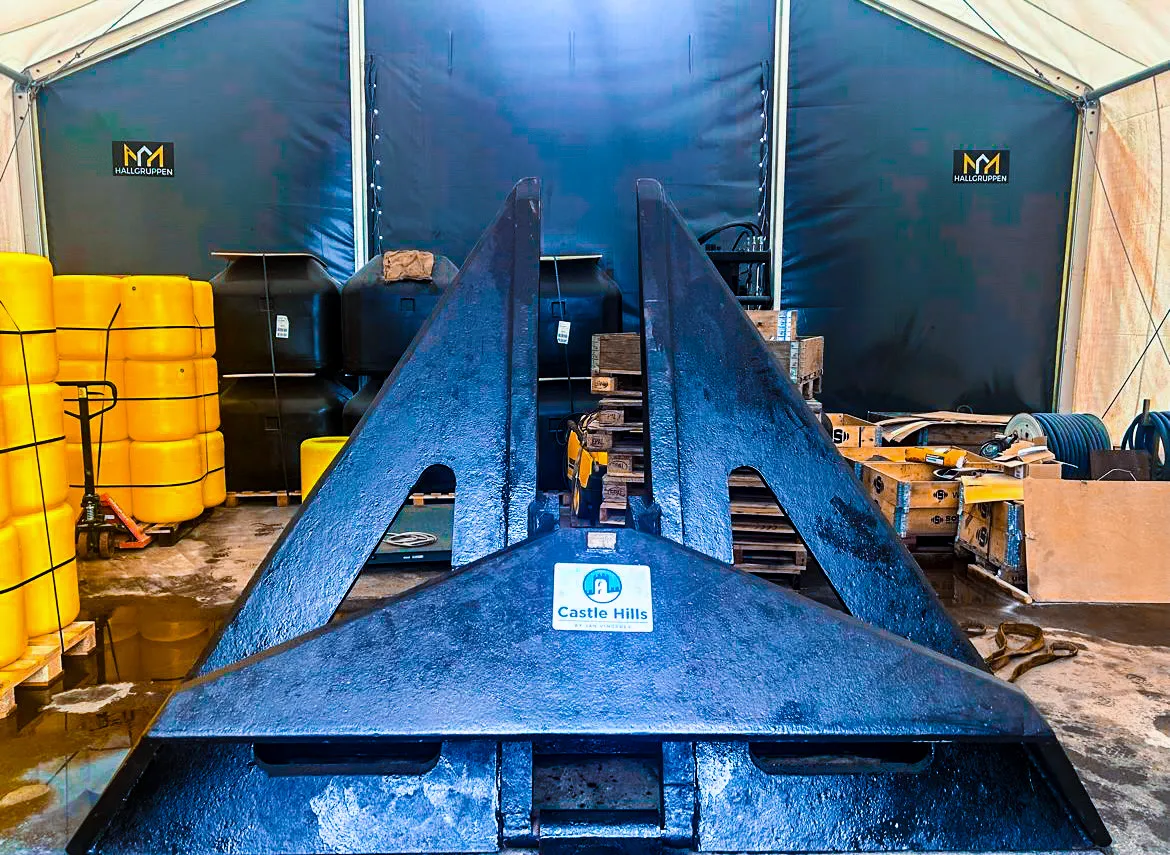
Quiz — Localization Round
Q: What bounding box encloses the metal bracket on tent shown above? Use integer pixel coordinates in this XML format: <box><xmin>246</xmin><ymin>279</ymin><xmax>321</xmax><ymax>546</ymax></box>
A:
<box><xmin>70</xmin><ymin>179</ymin><xmax>1109</xmax><ymax>855</ymax></box>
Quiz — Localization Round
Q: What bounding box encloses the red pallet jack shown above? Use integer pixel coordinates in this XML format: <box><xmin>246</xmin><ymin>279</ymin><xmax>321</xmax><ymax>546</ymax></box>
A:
<box><xmin>58</xmin><ymin>380</ymin><xmax>152</xmax><ymax>558</ymax></box>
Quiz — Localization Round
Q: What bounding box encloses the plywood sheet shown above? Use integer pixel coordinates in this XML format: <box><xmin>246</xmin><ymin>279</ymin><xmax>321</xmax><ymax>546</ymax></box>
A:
<box><xmin>1024</xmin><ymin>480</ymin><xmax>1170</xmax><ymax>603</ymax></box>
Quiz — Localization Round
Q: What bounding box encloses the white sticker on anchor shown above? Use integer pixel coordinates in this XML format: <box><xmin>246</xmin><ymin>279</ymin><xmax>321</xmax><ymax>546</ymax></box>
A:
<box><xmin>552</xmin><ymin>563</ymin><xmax>652</xmax><ymax>632</ymax></box>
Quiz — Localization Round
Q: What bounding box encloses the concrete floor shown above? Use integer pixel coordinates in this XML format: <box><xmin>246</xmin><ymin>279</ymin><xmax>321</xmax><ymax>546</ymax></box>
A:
<box><xmin>0</xmin><ymin>505</ymin><xmax>1167</xmax><ymax>854</ymax></box>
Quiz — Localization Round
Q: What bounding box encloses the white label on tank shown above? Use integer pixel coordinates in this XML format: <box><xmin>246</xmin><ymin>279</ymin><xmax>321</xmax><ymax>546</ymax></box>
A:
<box><xmin>556</xmin><ymin>320</ymin><xmax>571</xmax><ymax>345</ymax></box>
<box><xmin>275</xmin><ymin>314</ymin><xmax>290</xmax><ymax>339</ymax></box>
<box><xmin>552</xmin><ymin>563</ymin><xmax>652</xmax><ymax>632</ymax></box>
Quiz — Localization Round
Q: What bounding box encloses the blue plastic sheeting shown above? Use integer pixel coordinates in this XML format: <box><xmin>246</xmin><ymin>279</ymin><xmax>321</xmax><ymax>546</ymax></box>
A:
<box><xmin>364</xmin><ymin>0</ymin><xmax>773</xmax><ymax>324</ymax></box>
<box><xmin>37</xmin><ymin>0</ymin><xmax>353</xmax><ymax>282</ymax></box>
<box><xmin>782</xmin><ymin>0</ymin><xmax>1076</xmax><ymax>414</ymax></box>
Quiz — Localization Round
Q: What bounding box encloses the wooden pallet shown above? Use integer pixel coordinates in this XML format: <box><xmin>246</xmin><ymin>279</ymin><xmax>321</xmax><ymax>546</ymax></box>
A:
<box><xmin>590</xmin><ymin>374</ymin><xmax>644</xmax><ymax>396</ymax></box>
<box><xmin>409</xmin><ymin>492</ymin><xmax>456</xmax><ymax>506</ymax></box>
<box><xmin>598</xmin><ymin>502</ymin><xmax>628</xmax><ymax>526</ymax></box>
<box><xmin>737</xmin><ymin>562</ymin><xmax>803</xmax><ymax>579</ymax></box>
<box><xmin>1</xmin><ymin>621</ymin><xmax>98</xmax><ymax>718</ymax></box>
<box><xmin>583</xmin><ymin>425</ymin><xmax>644</xmax><ymax>452</ymax></box>
<box><xmin>141</xmin><ymin>509</ymin><xmax>212</xmax><ymax>546</ymax></box>
<box><xmin>224</xmin><ymin>490</ymin><xmax>301</xmax><ymax>508</ymax></box>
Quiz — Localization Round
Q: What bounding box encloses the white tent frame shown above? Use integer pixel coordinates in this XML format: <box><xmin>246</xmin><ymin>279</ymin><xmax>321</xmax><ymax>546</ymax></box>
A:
<box><xmin>4</xmin><ymin>0</ymin><xmax>1166</xmax><ymax>413</ymax></box>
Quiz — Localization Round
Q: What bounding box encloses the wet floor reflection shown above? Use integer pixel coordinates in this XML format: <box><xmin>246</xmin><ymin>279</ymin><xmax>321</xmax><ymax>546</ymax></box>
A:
<box><xmin>0</xmin><ymin>599</ymin><xmax>226</xmax><ymax>854</ymax></box>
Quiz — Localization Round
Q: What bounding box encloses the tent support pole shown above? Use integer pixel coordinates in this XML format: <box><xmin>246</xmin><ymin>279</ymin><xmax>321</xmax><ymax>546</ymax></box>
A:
<box><xmin>768</xmin><ymin>0</ymin><xmax>791</xmax><ymax>305</ymax></box>
<box><xmin>0</xmin><ymin>63</ymin><xmax>33</xmax><ymax>89</ymax></box>
<box><xmin>1083</xmin><ymin>60</ymin><xmax>1170</xmax><ymax>103</ymax></box>
<box><xmin>348</xmin><ymin>0</ymin><xmax>369</xmax><ymax>271</ymax></box>
<box><xmin>1055</xmin><ymin>105</ymin><xmax>1100</xmax><ymax>411</ymax></box>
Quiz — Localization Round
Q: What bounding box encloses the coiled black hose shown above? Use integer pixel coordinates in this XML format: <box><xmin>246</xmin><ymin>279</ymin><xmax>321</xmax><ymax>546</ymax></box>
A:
<box><xmin>1121</xmin><ymin>410</ymin><xmax>1170</xmax><ymax>480</ymax></box>
<box><xmin>1021</xmin><ymin>413</ymin><xmax>1111</xmax><ymax>480</ymax></box>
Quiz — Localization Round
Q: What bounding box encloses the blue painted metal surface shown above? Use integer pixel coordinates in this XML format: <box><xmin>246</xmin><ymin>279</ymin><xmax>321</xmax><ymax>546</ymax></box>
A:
<box><xmin>636</xmin><ymin>177</ymin><xmax>982</xmax><ymax>667</ymax></box>
<box><xmin>70</xmin><ymin>179</ymin><xmax>1108</xmax><ymax>855</ymax></box>
<box><xmin>150</xmin><ymin>526</ymin><xmax>1049</xmax><ymax>741</ymax></box>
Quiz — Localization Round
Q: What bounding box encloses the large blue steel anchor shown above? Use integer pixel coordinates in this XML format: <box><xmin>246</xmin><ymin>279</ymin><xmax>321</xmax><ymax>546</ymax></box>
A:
<box><xmin>70</xmin><ymin>179</ymin><xmax>1108</xmax><ymax>854</ymax></box>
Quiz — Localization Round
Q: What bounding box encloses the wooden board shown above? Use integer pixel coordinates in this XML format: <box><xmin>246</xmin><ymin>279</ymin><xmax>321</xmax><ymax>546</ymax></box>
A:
<box><xmin>1024</xmin><ymin>480</ymin><xmax>1170</xmax><ymax>603</ymax></box>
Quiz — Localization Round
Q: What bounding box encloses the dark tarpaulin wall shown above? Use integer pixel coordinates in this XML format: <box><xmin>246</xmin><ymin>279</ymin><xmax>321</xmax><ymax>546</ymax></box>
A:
<box><xmin>37</xmin><ymin>0</ymin><xmax>353</xmax><ymax>282</ymax></box>
<box><xmin>364</xmin><ymin>0</ymin><xmax>773</xmax><ymax>324</ymax></box>
<box><xmin>782</xmin><ymin>0</ymin><xmax>1076</xmax><ymax>415</ymax></box>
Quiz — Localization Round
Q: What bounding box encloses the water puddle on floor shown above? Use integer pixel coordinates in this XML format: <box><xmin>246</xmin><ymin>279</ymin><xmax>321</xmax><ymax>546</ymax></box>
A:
<box><xmin>0</xmin><ymin>598</ymin><xmax>228</xmax><ymax>855</ymax></box>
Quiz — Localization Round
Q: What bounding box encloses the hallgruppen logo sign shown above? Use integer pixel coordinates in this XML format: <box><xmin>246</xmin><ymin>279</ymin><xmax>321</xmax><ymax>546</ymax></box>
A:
<box><xmin>953</xmin><ymin>149</ymin><xmax>1009</xmax><ymax>184</ymax></box>
<box><xmin>112</xmin><ymin>141</ymin><xmax>175</xmax><ymax>178</ymax></box>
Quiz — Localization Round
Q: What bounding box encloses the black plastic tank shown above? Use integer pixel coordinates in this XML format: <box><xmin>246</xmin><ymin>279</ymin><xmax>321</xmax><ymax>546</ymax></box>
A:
<box><xmin>219</xmin><ymin>375</ymin><xmax>351</xmax><ymax>492</ymax></box>
<box><xmin>210</xmin><ymin>252</ymin><xmax>342</xmax><ymax>374</ymax></box>
<box><xmin>342</xmin><ymin>374</ymin><xmax>387</xmax><ymax>433</ymax></box>
<box><xmin>538</xmin><ymin>256</ymin><xmax>622</xmax><ymax>379</ymax></box>
<box><xmin>342</xmin><ymin>251</ymin><xmax>458</xmax><ymax>374</ymax></box>
<box><xmin>537</xmin><ymin>379</ymin><xmax>601</xmax><ymax>492</ymax></box>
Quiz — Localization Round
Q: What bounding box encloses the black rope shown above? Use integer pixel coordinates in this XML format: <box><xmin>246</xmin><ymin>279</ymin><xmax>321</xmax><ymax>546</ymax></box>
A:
<box><xmin>0</xmin><ymin>556</ymin><xmax>78</xmax><ymax>597</ymax></box>
<box><xmin>0</xmin><ymin>298</ymin><xmax>67</xmax><ymax>652</ymax></box>
<box><xmin>0</xmin><ymin>435</ymin><xmax>66</xmax><ymax>455</ymax></box>
<box><xmin>959</xmin><ymin>0</ymin><xmax>1050</xmax><ymax>85</ymax></box>
<box><xmin>260</xmin><ymin>254</ymin><xmax>291</xmax><ymax>496</ymax></box>
<box><xmin>69</xmin><ymin>467</ymin><xmax>224</xmax><ymax>491</ymax></box>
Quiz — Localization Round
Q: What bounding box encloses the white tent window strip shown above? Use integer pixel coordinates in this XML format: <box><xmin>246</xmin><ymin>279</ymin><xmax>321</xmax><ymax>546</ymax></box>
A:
<box><xmin>1</xmin><ymin>0</ymin><xmax>1167</xmax><ymax>427</ymax></box>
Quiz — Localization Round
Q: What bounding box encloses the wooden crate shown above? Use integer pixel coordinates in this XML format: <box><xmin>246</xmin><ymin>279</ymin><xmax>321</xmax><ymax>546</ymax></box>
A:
<box><xmin>874</xmin><ymin>501</ymin><xmax>962</xmax><ymax>537</ymax></box>
<box><xmin>746</xmin><ymin>309</ymin><xmax>798</xmax><ymax>341</ymax></box>
<box><xmin>591</xmin><ymin>333</ymin><xmax>642</xmax><ymax>375</ymax></box>
<box><xmin>858</xmin><ymin>461</ymin><xmax>963</xmax><ymax>511</ymax></box>
<box><xmin>826</xmin><ymin>413</ymin><xmax>881</xmax><ymax>447</ymax></box>
<box><xmin>956</xmin><ymin>500</ymin><xmax>994</xmax><ymax>561</ymax></box>
<box><xmin>765</xmin><ymin>336</ymin><xmax>824</xmax><ymax>383</ymax></box>
<box><xmin>1</xmin><ymin>621</ymin><xmax>97</xmax><ymax>718</ymax></box>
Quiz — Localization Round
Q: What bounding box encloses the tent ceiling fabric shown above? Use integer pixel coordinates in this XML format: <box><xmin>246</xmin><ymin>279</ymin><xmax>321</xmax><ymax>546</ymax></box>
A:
<box><xmin>4</xmin><ymin>0</ymin><xmax>1166</xmax><ymax>90</ymax></box>
<box><xmin>878</xmin><ymin>0</ymin><xmax>1170</xmax><ymax>92</ymax></box>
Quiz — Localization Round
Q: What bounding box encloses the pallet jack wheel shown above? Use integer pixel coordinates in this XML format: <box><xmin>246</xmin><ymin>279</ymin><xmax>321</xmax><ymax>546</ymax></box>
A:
<box><xmin>98</xmin><ymin>530</ymin><xmax>113</xmax><ymax>559</ymax></box>
<box><xmin>77</xmin><ymin>531</ymin><xmax>91</xmax><ymax>561</ymax></box>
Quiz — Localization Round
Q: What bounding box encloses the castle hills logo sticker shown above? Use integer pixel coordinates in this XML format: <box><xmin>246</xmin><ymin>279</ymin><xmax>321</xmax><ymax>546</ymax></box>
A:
<box><xmin>553</xmin><ymin>563</ymin><xmax>652</xmax><ymax>632</ymax></box>
<box><xmin>112</xmin><ymin>141</ymin><xmax>175</xmax><ymax>178</ymax></box>
<box><xmin>583</xmin><ymin>568</ymin><xmax>622</xmax><ymax>603</ymax></box>
<box><xmin>953</xmin><ymin>149</ymin><xmax>1009</xmax><ymax>184</ymax></box>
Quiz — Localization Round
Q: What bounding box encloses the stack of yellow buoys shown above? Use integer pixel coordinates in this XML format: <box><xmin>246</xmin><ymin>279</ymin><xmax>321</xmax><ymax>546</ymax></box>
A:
<box><xmin>0</xmin><ymin>252</ymin><xmax>79</xmax><ymax>664</ymax></box>
<box><xmin>54</xmin><ymin>275</ymin><xmax>134</xmax><ymax>517</ymax></box>
<box><xmin>51</xmin><ymin>274</ymin><xmax>223</xmax><ymax>526</ymax></box>
<box><xmin>121</xmin><ymin>277</ymin><xmax>223</xmax><ymax>522</ymax></box>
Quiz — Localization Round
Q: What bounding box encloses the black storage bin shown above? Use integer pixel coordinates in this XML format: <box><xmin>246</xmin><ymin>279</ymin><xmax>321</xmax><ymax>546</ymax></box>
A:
<box><xmin>537</xmin><ymin>379</ymin><xmax>601</xmax><ymax>492</ymax></box>
<box><xmin>342</xmin><ymin>252</ymin><xmax>458</xmax><ymax>374</ymax></box>
<box><xmin>220</xmin><ymin>375</ymin><xmax>351</xmax><ymax>492</ymax></box>
<box><xmin>211</xmin><ymin>252</ymin><xmax>342</xmax><ymax>374</ymax></box>
<box><xmin>538</xmin><ymin>256</ymin><xmax>622</xmax><ymax>379</ymax></box>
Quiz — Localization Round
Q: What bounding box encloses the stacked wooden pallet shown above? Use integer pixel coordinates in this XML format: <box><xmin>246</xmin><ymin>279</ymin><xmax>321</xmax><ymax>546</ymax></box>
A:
<box><xmin>746</xmin><ymin>309</ymin><xmax>824</xmax><ymax>402</ymax></box>
<box><xmin>728</xmin><ymin>469</ymin><xmax>808</xmax><ymax>581</ymax></box>
<box><xmin>1</xmin><ymin>621</ymin><xmax>97</xmax><ymax>717</ymax></box>
<box><xmin>587</xmin><ymin>334</ymin><xmax>645</xmax><ymax>525</ymax></box>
